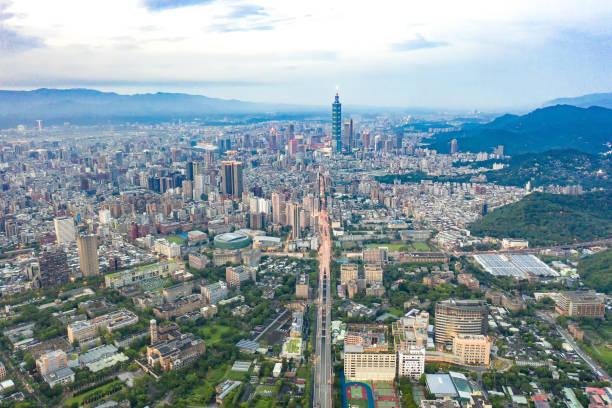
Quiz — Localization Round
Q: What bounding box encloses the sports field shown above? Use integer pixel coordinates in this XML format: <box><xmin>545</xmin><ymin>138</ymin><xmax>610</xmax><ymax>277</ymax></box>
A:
<box><xmin>371</xmin><ymin>381</ymin><xmax>399</xmax><ymax>408</ymax></box>
<box><xmin>345</xmin><ymin>383</ymin><xmax>372</xmax><ymax>408</ymax></box>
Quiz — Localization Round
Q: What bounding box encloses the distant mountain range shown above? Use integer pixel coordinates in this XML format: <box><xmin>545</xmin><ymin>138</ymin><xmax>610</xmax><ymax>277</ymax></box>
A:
<box><xmin>0</xmin><ymin>88</ymin><xmax>323</xmax><ymax>128</ymax></box>
<box><xmin>544</xmin><ymin>92</ymin><xmax>612</xmax><ymax>109</ymax></box>
<box><xmin>429</xmin><ymin>104</ymin><xmax>612</xmax><ymax>154</ymax></box>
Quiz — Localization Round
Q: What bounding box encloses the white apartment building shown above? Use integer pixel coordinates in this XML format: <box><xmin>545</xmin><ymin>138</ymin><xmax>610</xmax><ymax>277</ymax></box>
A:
<box><xmin>397</xmin><ymin>346</ymin><xmax>425</xmax><ymax>379</ymax></box>
<box><xmin>54</xmin><ymin>216</ymin><xmax>76</xmax><ymax>243</ymax></box>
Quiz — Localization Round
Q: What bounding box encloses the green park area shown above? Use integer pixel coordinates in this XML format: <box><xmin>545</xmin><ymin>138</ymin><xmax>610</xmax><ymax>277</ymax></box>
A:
<box><xmin>64</xmin><ymin>380</ymin><xmax>124</xmax><ymax>407</ymax></box>
<box><xmin>411</xmin><ymin>242</ymin><xmax>430</xmax><ymax>251</ymax></box>
<box><xmin>197</xmin><ymin>324</ymin><xmax>241</xmax><ymax>346</ymax></box>
<box><xmin>167</xmin><ymin>236</ymin><xmax>186</xmax><ymax>244</ymax></box>
<box><xmin>368</xmin><ymin>242</ymin><xmax>431</xmax><ymax>251</ymax></box>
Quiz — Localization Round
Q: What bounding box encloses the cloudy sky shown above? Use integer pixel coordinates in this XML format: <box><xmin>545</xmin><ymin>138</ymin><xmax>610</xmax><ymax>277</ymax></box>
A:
<box><xmin>0</xmin><ymin>0</ymin><xmax>611</xmax><ymax>109</ymax></box>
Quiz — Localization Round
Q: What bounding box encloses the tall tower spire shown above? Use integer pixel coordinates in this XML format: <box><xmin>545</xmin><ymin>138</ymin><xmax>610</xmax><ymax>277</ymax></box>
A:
<box><xmin>331</xmin><ymin>88</ymin><xmax>342</xmax><ymax>154</ymax></box>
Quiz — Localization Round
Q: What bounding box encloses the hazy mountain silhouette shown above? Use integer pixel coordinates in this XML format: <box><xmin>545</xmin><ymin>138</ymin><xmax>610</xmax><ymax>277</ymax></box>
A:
<box><xmin>429</xmin><ymin>104</ymin><xmax>612</xmax><ymax>154</ymax></box>
<box><xmin>544</xmin><ymin>92</ymin><xmax>612</xmax><ymax>109</ymax></box>
<box><xmin>0</xmin><ymin>88</ymin><xmax>320</xmax><ymax>127</ymax></box>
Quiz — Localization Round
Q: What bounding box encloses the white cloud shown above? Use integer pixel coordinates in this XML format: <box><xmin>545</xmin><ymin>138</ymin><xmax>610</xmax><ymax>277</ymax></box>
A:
<box><xmin>0</xmin><ymin>0</ymin><xmax>611</xmax><ymax>108</ymax></box>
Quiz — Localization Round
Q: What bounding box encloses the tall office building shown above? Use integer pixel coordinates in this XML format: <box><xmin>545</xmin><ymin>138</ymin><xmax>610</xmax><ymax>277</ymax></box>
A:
<box><xmin>53</xmin><ymin>216</ymin><xmax>76</xmax><ymax>244</ymax></box>
<box><xmin>287</xmin><ymin>202</ymin><xmax>301</xmax><ymax>240</ymax></box>
<box><xmin>450</xmin><ymin>139</ymin><xmax>458</xmax><ymax>154</ymax></box>
<box><xmin>271</xmin><ymin>192</ymin><xmax>286</xmax><ymax>225</ymax></box>
<box><xmin>288</xmin><ymin>139</ymin><xmax>298</xmax><ymax>156</ymax></box>
<box><xmin>435</xmin><ymin>299</ymin><xmax>487</xmax><ymax>346</ymax></box>
<box><xmin>362</xmin><ymin>131</ymin><xmax>371</xmax><ymax>150</ymax></box>
<box><xmin>343</xmin><ymin>118</ymin><xmax>354</xmax><ymax>153</ymax></box>
<box><xmin>332</xmin><ymin>89</ymin><xmax>342</xmax><ymax>154</ymax></box>
<box><xmin>394</xmin><ymin>130</ymin><xmax>403</xmax><ymax>149</ymax></box>
<box><xmin>182</xmin><ymin>180</ymin><xmax>193</xmax><ymax>200</ymax></box>
<box><xmin>194</xmin><ymin>174</ymin><xmax>205</xmax><ymax>201</ymax></box>
<box><xmin>287</xmin><ymin>123</ymin><xmax>295</xmax><ymax>139</ymax></box>
<box><xmin>38</xmin><ymin>249</ymin><xmax>71</xmax><ymax>287</ymax></box>
<box><xmin>77</xmin><ymin>234</ymin><xmax>99</xmax><ymax>277</ymax></box>
<box><xmin>186</xmin><ymin>161</ymin><xmax>194</xmax><ymax>181</ymax></box>
<box><xmin>220</xmin><ymin>161</ymin><xmax>243</xmax><ymax>198</ymax></box>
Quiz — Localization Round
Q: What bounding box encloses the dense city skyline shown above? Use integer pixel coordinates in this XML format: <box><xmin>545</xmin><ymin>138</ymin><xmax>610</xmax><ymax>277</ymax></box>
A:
<box><xmin>0</xmin><ymin>2</ymin><xmax>611</xmax><ymax>408</ymax></box>
<box><xmin>0</xmin><ymin>0</ymin><xmax>611</xmax><ymax>109</ymax></box>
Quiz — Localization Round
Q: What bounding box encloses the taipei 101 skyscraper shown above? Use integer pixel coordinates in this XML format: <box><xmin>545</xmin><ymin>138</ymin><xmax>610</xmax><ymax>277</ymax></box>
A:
<box><xmin>331</xmin><ymin>88</ymin><xmax>342</xmax><ymax>154</ymax></box>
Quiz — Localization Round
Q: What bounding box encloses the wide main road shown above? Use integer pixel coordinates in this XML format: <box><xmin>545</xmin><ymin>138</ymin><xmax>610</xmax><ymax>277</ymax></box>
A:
<box><xmin>313</xmin><ymin>208</ymin><xmax>332</xmax><ymax>408</ymax></box>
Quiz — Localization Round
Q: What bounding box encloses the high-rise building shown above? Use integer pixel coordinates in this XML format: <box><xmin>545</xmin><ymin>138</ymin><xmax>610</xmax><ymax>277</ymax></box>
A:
<box><xmin>220</xmin><ymin>161</ymin><xmax>243</xmax><ymax>198</ymax></box>
<box><xmin>271</xmin><ymin>192</ymin><xmax>286</xmax><ymax>225</ymax></box>
<box><xmin>394</xmin><ymin>130</ymin><xmax>403</xmax><ymax>149</ymax></box>
<box><xmin>38</xmin><ymin>249</ymin><xmax>71</xmax><ymax>287</ymax></box>
<box><xmin>287</xmin><ymin>202</ymin><xmax>301</xmax><ymax>240</ymax></box>
<box><xmin>450</xmin><ymin>139</ymin><xmax>458</xmax><ymax>154</ymax></box>
<box><xmin>269</xmin><ymin>128</ymin><xmax>278</xmax><ymax>149</ymax></box>
<box><xmin>332</xmin><ymin>90</ymin><xmax>342</xmax><ymax>154</ymax></box>
<box><xmin>434</xmin><ymin>299</ymin><xmax>487</xmax><ymax>346</ymax></box>
<box><xmin>77</xmin><ymin>234</ymin><xmax>99</xmax><ymax>277</ymax></box>
<box><xmin>186</xmin><ymin>161</ymin><xmax>194</xmax><ymax>181</ymax></box>
<box><xmin>249</xmin><ymin>212</ymin><xmax>265</xmax><ymax>230</ymax></box>
<box><xmin>288</xmin><ymin>139</ymin><xmax>298</xmax><ymax>156</ymax></box>
<box><xmin>217</xmin><ymin>137</ymin><xmax>231</xmax><ymax>153</ymax></box>
<box><xmin>343</xmin><ymin>118</ymin><xmax>353</xmax><ymax>153</ymax></box>
<box><xmin>362</xmin><ymin>131</ymin><xmax>371</xmax><ymax>150</ymax></box>
<box><xmin>287</xmin><ymin>123</ymin><xmax>295</xmax><ymax>139</ymax></box>
<box><xmin>53</xmin><ymin>216</ymin><xmax>76</xmax><ymax>244</ymax></box>
<box><xmin>194</xmin><ymin>174</ymin><xmax>205</xmax><ymax>201</ymax></box>
<box><xmin>182</xmin><ymin>180</ymin><xmax>193</xmax><ymax>200</ymax></box>
<box><xmin>171</xmin><ymin>148</ymin><xmax>181</xmax><ymax>163</ymax></box>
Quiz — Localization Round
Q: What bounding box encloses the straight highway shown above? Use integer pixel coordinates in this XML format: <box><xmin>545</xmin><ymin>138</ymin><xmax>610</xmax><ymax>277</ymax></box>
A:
<box><xmin>313</xmin><ymin>207</ymin><xmax>332</xmax><ymax>408</ymax></box>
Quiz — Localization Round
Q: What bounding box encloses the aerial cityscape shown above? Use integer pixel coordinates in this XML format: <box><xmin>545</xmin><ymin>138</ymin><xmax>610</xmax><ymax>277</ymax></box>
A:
<box><xmin>0</xmin><ymin>1</ymin><xmax>611</xmax><ymax>408</ymax></box>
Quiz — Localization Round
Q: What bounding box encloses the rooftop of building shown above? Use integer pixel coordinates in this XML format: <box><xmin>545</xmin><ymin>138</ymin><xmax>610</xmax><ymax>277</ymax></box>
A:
<box><xmin>426</xmin><ymin>373</ymin><xmax>458</xmax><ymax>396</ymax></box>
<box><xmin>561</xmin><ymin>291</ymin><xmax>604</xmax><ymax>303</ymax></box>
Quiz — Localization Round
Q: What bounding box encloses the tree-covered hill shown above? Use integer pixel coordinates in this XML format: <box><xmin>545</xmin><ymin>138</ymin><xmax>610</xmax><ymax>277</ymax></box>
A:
<box><xmin>479</xmin><ymin>149</ymin><xmax>611</xmax><ymax>190</ymax></box>
<box><xmin>578</xmin><ymin>249</ymin><xmax>612</xmax><ymax>294</ymax></box>
<box><xmin>468</xmin><ymin>191</ymin><xmax>612</xmax><ymax>246</ymax></box>
<box><xmin>429</xmin><ymin>105</ymin><xmax>612</xmax><ymax>155</ymax></box>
